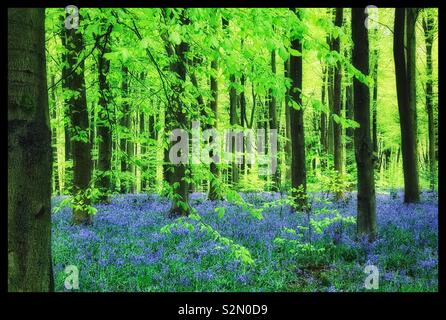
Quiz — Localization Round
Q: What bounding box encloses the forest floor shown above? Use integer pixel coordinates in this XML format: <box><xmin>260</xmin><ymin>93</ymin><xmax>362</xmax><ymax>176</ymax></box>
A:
<box><xmin>51</xmin><ymin>190</ymin><xmax>438</xmax><ymax>292</ymax></box>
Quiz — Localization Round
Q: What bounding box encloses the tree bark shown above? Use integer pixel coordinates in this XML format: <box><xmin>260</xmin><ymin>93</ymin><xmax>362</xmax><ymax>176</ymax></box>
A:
<box><xmin>393</xmin><ymin>8</ymin><xmax>420</xmax><ymax>203</ymax></box>
<box><xmin>163</xmin><ymin>9</ymin><xmax>191</xmax><ymax>217</ymax></box>
<box><xmin>320</xmin><ymin>64</ymin><xmax>328</xmax><ymax>168</ymax></box>
<box><xmin>239</xmin><ymin>74</ymin><xmax>247</xmax><ymax>175</ymax></box>
<box><xmin>120</xmin><ymin>65</ymin><xmax>130</xmax><ymax>193</ymax></box>
<box><xmin>61</xmin><ymin>11</ymin><xmax>93</xmax><ymax>224</ymax></box>
<box><xmin>352</xmin><ymin>8</ymin><xmax>377</xmax><ymax>239</ymax></box>
<box><xmin>423</xmin><ymin>10</ymin><xmax>436</xmax><ymax>190</ymax></box>
<box><xmin>284</xmin><ymin>59</ymin><xmax>292</xmax><ymax>180</ymax></box>
<box><xmin>333</xmin><ymin>8</ymin><xmax>344</xmax><ymax>199</ymax></box>
<box><xmin>8</xmin><ymin>8</ymin><xmax>53</xmax><ymax>291</ymax></box>
<box><xmin>96</xmin><ymin>25</ymin><xmax>113</xmax><ymax>203</ymax></box>
<box><xmin>289</xmin><ymin>8</ymin><xmax>307</xmax><ymax>210</ymax></box>
<box><xmin>269</xmin><ymin>49</ymin><xmax>280</xmax><ymax>190</ymax></box>
<box><xmin>208</xmin><ymin>59</ymin><xmax>223</xmax><ymax>200</ymax></box>
<box><xmin>229</xmin><ymin>74</ymin><xmax>239</xmax><ymax>185</ymax></box>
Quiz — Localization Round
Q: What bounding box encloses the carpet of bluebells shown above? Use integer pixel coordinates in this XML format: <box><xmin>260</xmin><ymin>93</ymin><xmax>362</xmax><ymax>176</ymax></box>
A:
<box><xmin>51</xmin><ymin>190</ymin><xmax>438</xmax><ymax>292</ymax></box>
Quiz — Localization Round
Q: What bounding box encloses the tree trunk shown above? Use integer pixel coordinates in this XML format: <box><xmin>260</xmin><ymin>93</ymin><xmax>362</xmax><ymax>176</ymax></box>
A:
<box><xmin>284</xmin><ymin>59</ymin><xmax>292</xmax><ymax>180</ymax></box>
<box><xmin>345</xmin><ymin>82</ymin><xmax>354</xmax><ymax>172</ymax></box>
<box><xmin>229</xmin><ymin>74</ymin><xmax>239</xmax><ymax>185</ymax></box>
<box><xmin>120</xmin><ymin>66</ymin><xmax>130</xmax><ymax>193</ymax></box>
<box><xmin>333</xmin><ymin>8</ymin><xmax>344</xmax><ymax>199</ymax></box>
<box><xmin>61</xmin><ymin>11</ymin><xmax>93</xmax><ymax>224</ymax></box>
<box><xmin>96</xmin><ymin>25</ymin><xmax>113</xmax><ymax>203</ymax></box>
<box><xmin>352</xmin><ymin>8</ymin><xmax>377</xmax><ymax>239</ymax></box>
<box><xmin>163</xmin><ymin>9</ymin><xmax>191</xmax><ymax>217</ymax></box>
<box><xmin>423</xmin><ymin>11</ymin><xmax>436</xmax><ymax>190</ymax></box>
<box><xmin>289</xmin><ymin>8</ymin><xmax>307</xmax><ymax>210</ymax></box>
<box><xmin>240</xmin><ymin>74</ymin><xmax>247</xmax><ymax>176</ymax></box>
<box><xmin>208</xmin><ymin>59</ymin><xmax>223</xmax><ymax>200</ymax></box>
<box><xmin>326</xmin><ymin>11</ymin><xmax>335</xmax><ymax>159</ymax></box>
<box><xmin>269</xmin><ymin>49</ymin><xmax>280</xmax><ymax>190</ymax></box>
<box><xmin>8</xmin><ymin>8</ymin><xmax>53</xmax><ymax>291</ymax></box>
<box><xmin>393</xmin><ymin>8</ymin><xmax>420</xmax><ymax>203</ymax></box>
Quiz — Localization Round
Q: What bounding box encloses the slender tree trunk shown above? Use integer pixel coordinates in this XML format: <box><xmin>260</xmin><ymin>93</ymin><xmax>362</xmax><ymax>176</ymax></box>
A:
<box><xmin>345</xmin><ymin>82</ymin><xmax>354</xmax><ymax>172</ymax></box>
<box><xmin>269</xmin><ymin>49</ymin><xmax>280</xmax><ymax>190</ymax></box>
<box><xmin>120</xmin><ymin>65</ymin><xmax>130</xmax><ymax>193</ymax></box>
<box><xmin>320</xmin><ymin>64</ymin><xmax>328</xmax><ymax>169</ymax></box>
<box><xmin>229</xmin><ymin>74</ymin><xmax>239</xmax><ymax>185</ymax></box>
<box><xmin>352</xmin><ymin>8</ymin><xmax>377</xmax><ymax>239</ymax></box>
<box><xmin>208</xmin><ymin>59</ymin><xmax>223</xmax><ymax>200</ymax></box>
<box><xmin>423</xmin><ymin>11</ymin><xmax>436</xmax><ymax>190</ymax></box>
<box><xmin>284</xmin><ymin>59</ymin><xmax>292</xmax><ymax>180</ymax></box>
<box><xmin>333</xmin><ymin>8</ymin><xmax>344</xmax><ymax>199</ymax></box>
<box><xmin>140</xmin><ymin>111</ymin><xmax>146</xmax><ymax>191</ymax></box>
<box><xmin>52</xmin><ymin>76</ymin><xmax>66</xmax><ymax>194</ymax></box>
<box><xmin>393</xmin><ymin>8</ymin><xmax>420</xmax><ymax>203</ymax></box>
<box><xmin>8</xmin><ymin>8</ymin><xmax>53</xmax><ymax>291</ymax></box>
<box><xmin>96</xmin><ymin>25</ymin><xmax>113</xmax><ymax>203</ymax></box>
<box><xmin>289</xmin><ymin>8</ymin><xmax>307</xmax><ymax>210</ymax></box>
<box><xmin>240</xmin><ymin>74</ymin><xmax>247</xmax><ymax>176</ymax></box>
<box><xmin>326</xmin><ymin>11</ymin><xmax>335</xmax><ymax>159</ymax></box>
<box><xmin>61</xmin><ymin>11</ymin><xmax>93</xmax><ymax>224</ymax></box>
<box><xmin>147</xmin><ymin>106</ymin><xmax>157</xmax><ymax>191</ymax></box>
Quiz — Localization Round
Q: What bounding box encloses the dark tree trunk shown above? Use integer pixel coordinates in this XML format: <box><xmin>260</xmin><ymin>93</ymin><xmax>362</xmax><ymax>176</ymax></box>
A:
<box><xmin>393</xmin><ymin>8</ymin><xmax>420</xmax><ymax>203</ymax></box>
<box><xmin>239</xmin><ymin>74</ymin><xmax>247</xmax><ymax>175</ymax></box>
<box><xmin>320</xmin><ymin>64</ymin><xmax>328</xmax><ymax>168</ymax></box>
<box><xmin>333</xmin><ymin>8</ymin><xmax>344</xmax><ymax>199</ymax></box>
<box><xmin>163</xmin><ymin>9</ymin><xmax>191</xmax><ymax>217</ymax></box>
<box><xmin>229</xmin><ymin>74</ymin><xmax>239</xmax><ymax>185</ymax></box>
<box><xmin>140</xmin><ymin>110</ymin><xmax>146</xmax><ymax>191</ymax></box>
<box><xmin>326</xmin><ymin>11</ymin><xmax>335</xmax><ymax>158</ymax></box>
<box><xmin>96</xmin><ymin>25</ymin><xmax>113</xmax><ymax>203</ymax></box>
<box><xmin>345</xmin><ymin>82</ymin><xmax>354</xmax><ymax>172</ymax></box>
<box><xmin>284</xmin><ymin>59</ymin><xmax>292</xmax><ymax>180</ymax></box>
<box><xmin>352</xmin><ymin>8</ymin><xmax>377</xmax><ymax>239</ymax></box>
<box><xmin>8</xmin><ymin>8</ymin><xmax>53</xmax><ymax>292</ymax></box>
<box><xmin>289</xmin><ymin>9</ymin><xmax>307</xmax><ymax>210</ymax></box>
<box><xmin>61</xmin><ymin>11</ymin><xmax>93</xmax><ymax>224</ymax></box>
<box><xmin>120</xmin><ymin>65</ymin><xmax>130</xmax><ymax>193</ymax></box>
<box><xmin>208</xmin><ymin>59</ymin><xmax>223</xmax><ymax>200</ymax></box>
<box><xmin>423</xmin><ymin>11</ymin><xmax>436</xmax><ymax>190</ymax></box>
<box><xmin>269</xmin><ymin>49</ymin><xmax>280</xmax><ymax>190</ymax></box>
<box><xmin>147</xmin><ymin>105</ymin><xmax>157</xmax><ymax>191</ymax></box>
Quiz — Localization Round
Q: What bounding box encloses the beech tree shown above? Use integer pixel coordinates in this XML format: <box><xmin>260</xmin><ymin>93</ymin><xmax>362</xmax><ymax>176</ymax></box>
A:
<box><xmin>332</xmin><ymin>8</ymin><xmax>344</xmax><ymax>199</ymax></box>
<box><xmin>393</xmin><ymin>8</ymin><xmax>420</xmax><ymax>203</ymax></box>
<box><xmin>289</xmin><ymin>8</ymin><xmax>307</xmax><ymax>210</ymax></box>
<box><xmin>96</xmin><ymin>24</ymin><xmax>113</xmax><ymax>203</ymax></box>
<box><xmin>8</xmin><ymin>8</ymin><xmax>53</xmax><ymax>291</ymax></box>
<box><xmin>61</xmin><ymin>10</ymin><xmax>93</xmax><ymax>224</ymax></box>
<box><xmin>352</xmin><ymin>8</ymin><xmax>377</xmax><ymax>239</ymax></box>
<box><xmin>422</xmin><ymin>9</ymin><xmax>437</xmax><ymax>190</ymax></box>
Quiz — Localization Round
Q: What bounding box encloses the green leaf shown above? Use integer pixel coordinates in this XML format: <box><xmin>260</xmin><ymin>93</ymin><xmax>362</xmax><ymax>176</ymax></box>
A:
<box><xmin>289</xmin><ymin>47</ymin><xmax>301</xmax><ymax>57</ymax></box>
<box><xmin>278</xmin><ymin>45</ymin><xmax>289</xmax><ymax>61</ymax></box>
<box><xmin>169</xmin><ymin>31</ymin><xmax>181</xmax><ymax>45</ymax></box>
<box><xmin>215</xmin><ymin>207</ymin><xmax>225</xmax><ymax>219</ymax></box>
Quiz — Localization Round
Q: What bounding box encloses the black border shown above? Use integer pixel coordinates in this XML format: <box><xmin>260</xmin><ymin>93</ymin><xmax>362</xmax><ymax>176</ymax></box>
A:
<box><xmin>3</xmin><ymin>0</ymin><xmax>444</xmax><ymax>317</ymax></box>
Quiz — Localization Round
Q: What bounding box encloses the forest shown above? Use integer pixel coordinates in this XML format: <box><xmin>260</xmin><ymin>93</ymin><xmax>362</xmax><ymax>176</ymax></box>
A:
<box><xmin>8</xmin><ymin>7</ymin><xmax>438</xmax><ymax>292</ymax></box>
